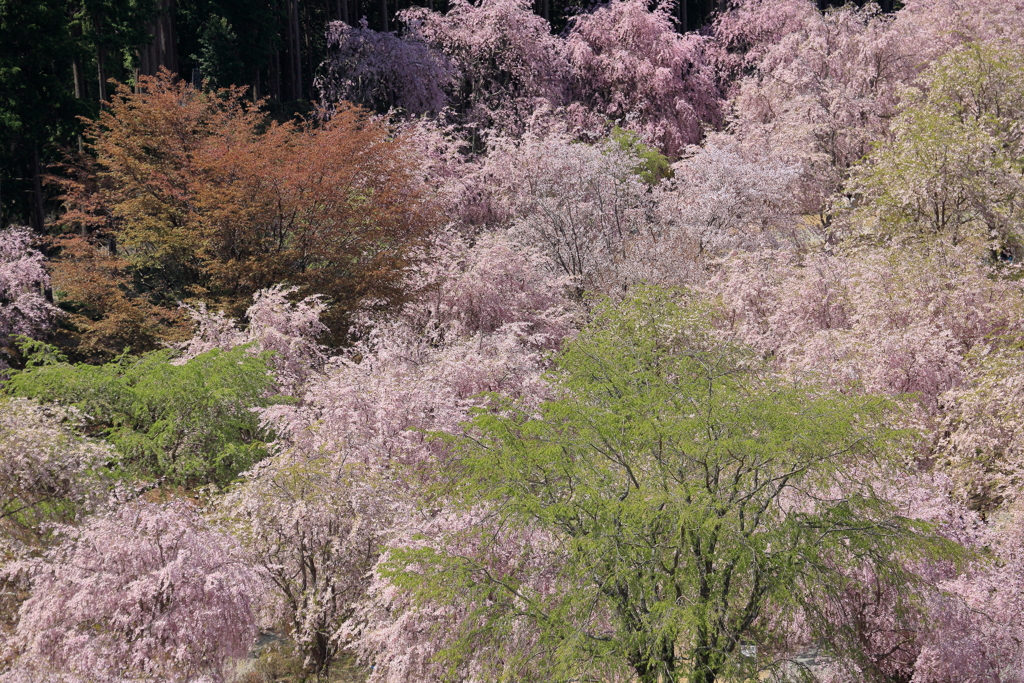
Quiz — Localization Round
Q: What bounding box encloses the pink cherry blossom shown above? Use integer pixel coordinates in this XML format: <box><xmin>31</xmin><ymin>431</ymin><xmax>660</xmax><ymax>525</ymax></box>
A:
<box><xmin>565</xmin><ymin>0</ymin><xmax>722</xmax><ymax>156</ymax></box>
<box><xmin>319</xmin><ymin>19</ymin><xmax>456</xmax><ymax>115</ymax></box>
<box><xmin>176</xmin><ymin>284</ymin><xmax>327</xmax><ymax>393</ymax></box>
<box><xmin>0</xmin><ymin>227</ymin><xmax>59</xmax><ymax>367</ymax></box>
<box><xmin>3</xmin><ymin>499</ymin><xmax>263</xmax><ymax>683</ymax></box>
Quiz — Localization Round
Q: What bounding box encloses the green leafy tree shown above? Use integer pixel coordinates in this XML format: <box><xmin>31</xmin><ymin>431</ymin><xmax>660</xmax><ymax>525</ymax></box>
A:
<box><xmin>610</xmin><ymin>125</ymin><xmax>673</xmax><ymax>185</ymax></box>
<box><xmin>5</xmin><ymin>340</ymin><xmax>282</xmax><ymax>487</ymax></box>
<box><xmin>850</xmin><ymin>41</ymin><xmax>1024</xmax><ymax>254</ymax></box>
<box><xmin>385</xmin><ymin>287</ymin><xmax>962</xmax><ymax>683</ymax></box>
<box><xmin>195</xmin><ymin>14</ymin><xmax>246</xmax><ymax>87</ymax></box>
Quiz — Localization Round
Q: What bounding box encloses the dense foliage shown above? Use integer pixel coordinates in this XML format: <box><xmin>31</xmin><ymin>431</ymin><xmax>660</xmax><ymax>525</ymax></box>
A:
<box><xmin>3</xmin><ymin>499</ymin><xmax>263</xmax><ymax>683</ymax></box>
<box><xmin>384</xmin><ymin>290</ymin><xmax>960</xmax><ymax>683</ymax></box>
<box><xmin>851</xmin><ymin>41</ymin><xmax>1024</xmax><ymax>250</ymax></box>
<box><xmin>55</xmin><ymin>73</ymin><xmax>434</xmax><ymax>352</ymax></box>
<box><xmin>0</xmin><ymin>228</ymin><xmax>58</xmax><ymax>368</ymax></box>
<box><xmin>4</xmin><ymin>0</ymin><xmax>1024</xmax><ymax>681</ymax></box>
<box><xmin>6</xmin><ymin>343</ymin><xmax>279</xmax><ymax>487</ymax></box>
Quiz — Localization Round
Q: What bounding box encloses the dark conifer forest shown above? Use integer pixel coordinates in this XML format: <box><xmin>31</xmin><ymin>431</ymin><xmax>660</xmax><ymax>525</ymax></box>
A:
<box><xmin>2</xmin><ymin>0</ymin><xmax>1024</xmax><ymax>681</ymax></box>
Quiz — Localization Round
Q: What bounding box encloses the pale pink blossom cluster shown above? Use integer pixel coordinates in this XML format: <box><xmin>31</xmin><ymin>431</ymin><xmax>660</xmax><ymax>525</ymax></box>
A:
<box><xmin>725</xmin><ymin>3</ymin><xmax>924</xmax><ymax>212</ymax></box>
<box><xmin>709</xmin><ymin>242</ymin><xmax>1024</xmax><ymax>677</ymax></box>
<box><xmin>715</xmin><ymin>0</ymin><xmax>1024</xmax><ymax>219</ymax></box>
<box><xmin>563</xmin><ymin>0</ymin><xmax>722</xmax><ymax>156</ymax></box>
<box><xmin>321</xmin><ymin>0</ymin><xmax>723</xmax><ymax>151</ymax></box>
<box><xmin>613</xmin><ymin>137</ymin><xmax>800</xmax><ymax>290</ymax></box>
<box><xmin>797</xmin><ymin>470</ymin><xmax>989</xmax><ymax>683</ymax></box>
<box><xmin>484</xmin><ymin>134</ymin><xmax>652</xmax><ymax>289</ymax></box>
<box><xmin>399</xmin><ymin>0</ymin><xmax>571</xmax><ymax>134</ymax></box>
<box><xmin>0</xmin><ymin>227</ymin><xmax>59</xmax><ymax>367</ymax></box>
<box><xmin>713</xmin><ymin>244</ymin><xmax>1024</xmax><ymax>414</ymax></box>
<box><xmin>223</xmin><ymin>323</ymin><xmax>554</xmax><ymax>672</ymax></box>
<box><xmin>219</xmin><ymin>452</ymin><xmax>383</xmax><ymax>676</ymax></box>
<box><xmin>216</xmin><ymin>230</ymin><xmax>575</xmax><ymax>673</ymax></box>
<box><xmin>176</xmin><ymin>284</ymin><xmax>328</xmax><ymax>393</ymax></box>
<box><xmin>915</xmin><ymin>503</ymin><xmax>1024</xmax><ymax>683</ymax></box>
<box><xmin>709</xmin><ymin>0</ymin><xmax>819</xmax><ymax>81</ymax></box>
<box><xmin>898</xmin><ymin>0</ymin><xmax>1024</xmax><ymax>53</ymax></box>
<box><xmin>0</xmin><ymin>398</ymin><xmax>112</xmax><ymax>571</ymax></box>
<box><xmin>9</xmin><ymin>0</ymin><xmax>1024</xmax><ymax>679</ymax></box>
<box><xmin>398</xmin><ymin>229</ymin><xmax>576</xmax><ymax>346</ymax></box>
<box><xmin>2</xmin><ymin>500</ymin><xmax>263</xmax><ymax>683</ymax></box>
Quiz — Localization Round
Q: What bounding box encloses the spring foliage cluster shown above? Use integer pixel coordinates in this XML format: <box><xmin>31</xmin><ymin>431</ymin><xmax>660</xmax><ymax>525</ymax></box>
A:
<box><xmin>5</xmin><ymin>1</ymin><xmax>1024</xmax><ymax>682</ymax></box>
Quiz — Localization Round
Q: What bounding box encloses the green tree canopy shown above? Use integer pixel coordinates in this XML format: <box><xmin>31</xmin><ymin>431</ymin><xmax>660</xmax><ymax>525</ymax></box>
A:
<box><xmin>5</xmin><ymin>340</ymin><xmax>282</xmax><ymax>487</ymax></box>
<box><xmin>385</xmin><ymin>287</ymin><xmax>963</xmax><ymax>683</ymax></box>
<box><xmin>850</xmin><ymin>41</ymin><xmax>1024</xmax><ymax>255</ymax></box>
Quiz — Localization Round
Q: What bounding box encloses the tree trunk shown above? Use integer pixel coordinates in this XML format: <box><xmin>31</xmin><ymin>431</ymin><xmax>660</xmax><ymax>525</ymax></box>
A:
<box><xmin>72</xmin><ymin>58</ymin><xmax>84</xmax><ymax>99</ymax></box>
<box><xmin>270</xmin><ymin>49</ymin><xmax>282</xmax><ymax>101</ymax></box>
<box><xmin>629</xmin><ymin>657</ymin><xmax>662</xmax><ymax>683</ymax></box>
<box><xmin>690</xmin><ymin>638</ymin><xmax>722</xmax><ymax>683</ymax></box>
<box><xmin>30</xmin><ymin>146</ymin><xmax>45</xmax><ymax>233</ymax></box>
<box><xmin>380</xmin><ymin>0</ymin><xmax>388</xmax><ymax>31</ymax></box>
<box><xmin>93</xmin><ymin>9</ymin><xmax>108</xmax><ymax>104</ymax></box>
<box><xmin>72</xmin><ymin>58</ymin><xmax>85</xmax><ymax>153</ymax></box>
<box><xmin>629</xmin><ymin>638</ymin><xmax>679</xmax><ymax>683</ymax></box>
<box><xmin>138</xmin><ymin>0</ymin><xmax>179</xmax><ymax>78</ymax></box>
<box><xmin>97</xmin><ymin>45</ymin><xmax>108</xmax><ymax>104</ymax></box>
<box><xmin>630</xmin><ymin>658</ymin><xmax>676</xmax><ymax>683</ymax></box>
<box><xmin>287</xmin><ymin>0</ymin><xmax>302</xmax><ymax>100</ymax></box>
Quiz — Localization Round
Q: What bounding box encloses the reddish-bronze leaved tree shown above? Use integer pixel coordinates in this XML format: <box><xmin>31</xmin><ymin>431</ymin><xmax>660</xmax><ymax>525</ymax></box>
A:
<box><xmin>57</xmin><ymin>70</ymin><xmax>436</xmax><ymax>350</ymax></box>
